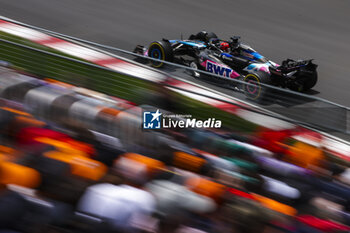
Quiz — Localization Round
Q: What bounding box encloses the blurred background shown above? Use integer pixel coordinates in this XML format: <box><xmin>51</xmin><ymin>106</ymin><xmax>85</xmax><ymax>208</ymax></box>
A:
<box><xmin>0</xmin><ymin>0</ymin><xmax>350</xmax><ymax>233</ymax></box>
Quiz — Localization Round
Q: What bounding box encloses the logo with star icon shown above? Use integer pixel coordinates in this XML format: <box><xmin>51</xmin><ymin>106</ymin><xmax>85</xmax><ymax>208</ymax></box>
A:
<box><xmin>143</xmin><ymin>109</ymin><xmax>162</xmax><ymax>129</ymax></box>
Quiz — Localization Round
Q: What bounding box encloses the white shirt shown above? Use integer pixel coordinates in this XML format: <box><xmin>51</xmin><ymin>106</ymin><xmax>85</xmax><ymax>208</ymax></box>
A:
<box><xmin>339</xmin><ymin>168</ymin><xmax>350</xmax><ymax>185</ymax></box>
<box><xmin>145</xmin><ymin>180</ymin><xmax>216</xmax><ymax>217</ymax></box>
<box><xmin>77</xmin><ymin>183</ymin><xmax>156</xmax><ymax>230</ymax></box>
<box><xmin>262</xmin><ymin>176</ymin><xmax>300</xmax><ymax>199</ymax></box>
<box><xmin>198</xmin><ymin>151</ymin><xmax>238</xmax><ymax>171</ymax></box>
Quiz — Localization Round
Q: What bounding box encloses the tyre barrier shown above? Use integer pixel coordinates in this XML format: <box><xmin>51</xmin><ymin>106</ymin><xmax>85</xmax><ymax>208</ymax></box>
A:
<box><xmin>0</xmin><ymin>68</ymin><xmax>42</xmax><ymax>103</ymax></box>
<box><xmin>0</xmin><ymin>67</ymin><xmax>166</xmax><ymax>151</ymax></box>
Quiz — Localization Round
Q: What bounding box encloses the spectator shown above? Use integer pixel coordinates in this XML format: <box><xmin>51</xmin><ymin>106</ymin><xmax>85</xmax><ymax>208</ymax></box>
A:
<box><xmin>77</xmin><ymin>182</ymin><xmax>156</xmax><ymax>232</ymax></box>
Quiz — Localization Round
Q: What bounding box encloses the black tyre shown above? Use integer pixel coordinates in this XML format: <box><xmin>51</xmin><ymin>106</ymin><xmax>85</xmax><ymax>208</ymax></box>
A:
<box><xmin>289</xmin><ymin>72</ymin><xmax>318</xmax><ymax>92</ymax></box>
<box><xmin>148</xmin><ymin>40</ymin><xmax>174</xmax><ymax>68</ymax></box>
<box><xmin>303</xmin><ymin>71</ymin><xmax>318</xmax><ymax>91</ymax></box>
<box><xmin>243</xmin><ymin>71</ymin><xmax>271</xmax><ymax>102</ymax></box>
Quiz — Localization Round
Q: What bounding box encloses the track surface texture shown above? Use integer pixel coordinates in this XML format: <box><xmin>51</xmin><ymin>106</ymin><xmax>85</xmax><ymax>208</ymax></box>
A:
<box><xmin>1</xmin><ymin>0</ymin><xmax>350</xmax><ymax>107</ymax></box>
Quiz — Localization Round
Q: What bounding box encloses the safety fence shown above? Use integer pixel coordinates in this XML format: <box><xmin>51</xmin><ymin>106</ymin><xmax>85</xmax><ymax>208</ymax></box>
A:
<box><xmin>2</xmin><ymin>19</ymin><xmax>346</xmax><ymax>135</ymax></box>
<box><xmin>0</xmin><ymin>19</ymin><xmax>349</xmax><ymax>135</ymax></box>
<box><xmin>0</xmin><ymin>37</ymin><xmax>266</xmax><ymax>133</ymax></box>
<box><xmin>114</xmin><ymin>47</ymin><xmax>350</xmax><ymax>135</ymax></box>
<box><xmin>1</xmin><ymin>29</ymin><xmax>350</xmax><ymax>164</ymax></box>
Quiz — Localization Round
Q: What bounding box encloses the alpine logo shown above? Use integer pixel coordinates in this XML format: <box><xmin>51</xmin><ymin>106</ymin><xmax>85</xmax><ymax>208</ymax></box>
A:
<box><xmin>206</xmin><ymin>60</ymin><xmax>232</xmax><ymax>78</ymax></box>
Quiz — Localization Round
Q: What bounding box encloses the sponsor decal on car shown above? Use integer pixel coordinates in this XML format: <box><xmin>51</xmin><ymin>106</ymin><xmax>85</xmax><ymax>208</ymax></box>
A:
<box><xmin>204</xmin><ymin>60</ymin><xmax>241</xmax><ymax>79</ymax></box>
<box><xmin>206</xmin><ymin>60</ymin><xmax>232</xmax><ymax>77</ymax></box>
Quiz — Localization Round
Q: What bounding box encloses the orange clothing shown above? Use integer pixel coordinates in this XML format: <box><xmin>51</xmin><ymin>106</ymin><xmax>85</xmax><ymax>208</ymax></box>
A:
<box><xmin>185</xmin><ymin>177</ymin><xmax>226</xmax><ymax>202</ymax></box>
<box><xmin>173</xmin><ymin>151</ymin><xmax>206</xmax><ymax>173</ymax></box>
<box><xmin>118</xmin><ymin>153</ymin><xmax>165</xmax><ymax>176</ymax></box>
<box><xmin>252</xmin><ymin>193</ymin><xmax>296</xmax><ymax>216</ymax></box>
<box><xmin>0</xmin><ymin>162</ymin><xmax>41</xmax><ymax>188</ymax></box>
<box><xmin>283</xmin><ymin>141</ymin><xmax>324</xmax><ymax>168</ymax></box>
<box><xmin>44</xmin><ymin>150</ymin><xmax>107</xmax><ymax>181</ymax></box>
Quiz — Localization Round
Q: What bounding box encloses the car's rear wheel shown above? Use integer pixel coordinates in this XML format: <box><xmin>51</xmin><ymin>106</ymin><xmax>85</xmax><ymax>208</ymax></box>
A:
<box><xmin>303</xmin><ymin>72</ymin><xmax>318</xmax><ymax>91</ymax></box>
<box><xmin>148</xmin><ymin>40</ymin><xmax>173</xmax><ymax>68</ymax></box>
<box><xmin>243</xmin><ymin>71</ymin><xmax>271</xmax><ymax>102</ymax></box>
<box><xmin>289</xmin><ymin>71</ymin><xmax>318</xmax><ymax>92</ymax></box>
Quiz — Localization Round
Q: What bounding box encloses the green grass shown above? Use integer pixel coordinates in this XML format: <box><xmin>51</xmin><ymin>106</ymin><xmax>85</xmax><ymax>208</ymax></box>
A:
<box><xmin>0</xmin><ymin>32</ymin><xmax>260</xmax><ymax>133</ymax></box>
<box><xmin>0</xmin><ymin>37</ymin><xmax>151</xmax><ymax>102</ymax></box>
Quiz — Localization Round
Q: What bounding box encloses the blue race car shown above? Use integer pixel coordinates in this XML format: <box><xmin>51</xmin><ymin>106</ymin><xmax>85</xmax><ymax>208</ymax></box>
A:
<box><xmin>134</xmin><ymin>31</ymin><xmax>318</xmax><ymax>101</ymax></box>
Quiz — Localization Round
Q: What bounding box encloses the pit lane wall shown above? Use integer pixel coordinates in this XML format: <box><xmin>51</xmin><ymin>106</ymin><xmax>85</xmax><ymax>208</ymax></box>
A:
<box><xmin>0</xmin><ymin>18</ymin><xmax>350</xmax><ymax>164</ymax></box>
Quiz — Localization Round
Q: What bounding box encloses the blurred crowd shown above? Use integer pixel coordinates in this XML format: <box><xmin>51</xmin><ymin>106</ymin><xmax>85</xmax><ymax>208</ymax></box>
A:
<box><xmin>0</xmin><ymin>65</ymin><xmax>349</xmax><ymax>233</ymax></box>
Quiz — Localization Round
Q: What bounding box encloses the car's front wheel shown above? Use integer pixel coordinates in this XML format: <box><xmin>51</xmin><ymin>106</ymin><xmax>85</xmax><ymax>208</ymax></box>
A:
<box><xmin>148</xmin><ymin>40</ymin><xmax>174</xmax><ymax>68</ymax></box>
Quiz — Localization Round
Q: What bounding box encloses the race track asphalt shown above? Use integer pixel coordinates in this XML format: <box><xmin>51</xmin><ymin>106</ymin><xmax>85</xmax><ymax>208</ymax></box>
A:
<box><xmin>1</xmin><ymin>0</ymin><xmax>350</xmax><ymax>107</ymax></box>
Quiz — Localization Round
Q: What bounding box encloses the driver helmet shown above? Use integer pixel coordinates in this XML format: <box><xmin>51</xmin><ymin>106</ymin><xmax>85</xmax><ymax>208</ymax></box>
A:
<box><xmin>219</xmin><ymin>42</ymin><xmax>230</xmax><ymax>52</ymax></box>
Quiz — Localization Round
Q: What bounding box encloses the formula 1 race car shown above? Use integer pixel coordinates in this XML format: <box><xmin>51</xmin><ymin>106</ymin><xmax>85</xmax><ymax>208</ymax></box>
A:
<box><xmin>134</xmin><ymin>31</ymin><xmax>318</xmax><ymax>101</ymax></box>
